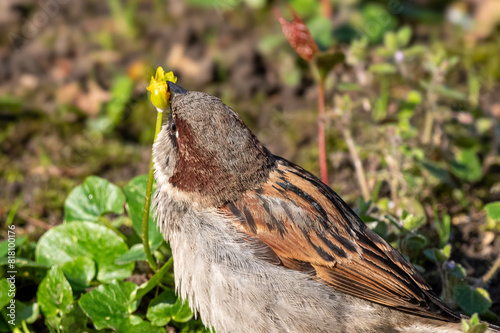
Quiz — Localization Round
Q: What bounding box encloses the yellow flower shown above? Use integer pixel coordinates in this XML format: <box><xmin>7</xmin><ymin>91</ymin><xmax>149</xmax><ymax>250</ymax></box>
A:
<box><xmin>146</xmin><ymin>67</ymin><xmax>177</xmax><ymax>110</ymax></box>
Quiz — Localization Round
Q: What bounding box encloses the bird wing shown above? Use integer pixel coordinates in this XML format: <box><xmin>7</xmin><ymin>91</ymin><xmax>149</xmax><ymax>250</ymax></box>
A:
<box><xmin>220</xmin><ymin>157</ymin><xmax>459</xmax><ymax>322</ymax></box>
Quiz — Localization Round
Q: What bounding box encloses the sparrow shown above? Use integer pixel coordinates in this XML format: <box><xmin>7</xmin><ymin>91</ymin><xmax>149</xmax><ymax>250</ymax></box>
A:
<box><xmin>153</xmin><ymin>82</ymin><xmax>498</xmax><ymax>333</ymax></box>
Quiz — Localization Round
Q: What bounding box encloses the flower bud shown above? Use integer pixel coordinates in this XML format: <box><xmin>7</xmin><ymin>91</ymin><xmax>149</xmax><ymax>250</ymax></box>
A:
<box><xmin>147</xmin><ymin>67</ymin><xmax>177</xmax><ymax>111</ymax></box>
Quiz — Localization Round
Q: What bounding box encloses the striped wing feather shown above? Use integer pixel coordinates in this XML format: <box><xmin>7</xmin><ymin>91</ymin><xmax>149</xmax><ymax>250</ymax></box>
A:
<box><xmin>222</xmin><ymin>158</ymin><xmax>459</xmax><ymax>322</ymax></box>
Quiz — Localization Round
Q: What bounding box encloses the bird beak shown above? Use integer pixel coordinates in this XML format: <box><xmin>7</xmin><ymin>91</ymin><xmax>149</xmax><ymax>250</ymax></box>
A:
<box><xmin>167</xmin><ymin>81</ymin><xmax>187</xmax><ymax>104</ymax></box>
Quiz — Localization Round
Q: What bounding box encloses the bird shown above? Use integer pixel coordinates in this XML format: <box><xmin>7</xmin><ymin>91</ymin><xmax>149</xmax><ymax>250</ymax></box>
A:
<box><xmin>152</xmin><ymin>81</ymin><xmax>498</xmax><ymax>333</ymax></box>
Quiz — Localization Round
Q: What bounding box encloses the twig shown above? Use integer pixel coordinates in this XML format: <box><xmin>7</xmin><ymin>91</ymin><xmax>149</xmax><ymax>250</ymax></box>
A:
<box><xmin>422</xmin><ymin>70</ymin><xmax>441</xmax><ymax>144</ymax></box>
<box><xmin>341</xmin><ymin>126</ymin><xmax>370</xmax><ymax>202</ymax></box>
<box><xmin>475</xmin><ymin>253</ymin><xmax>500</xmax><ymax>288</ymax></box>
<box><xmin>384</xmin><ymin>153</ymin><xmax>399</xmax><ymax>208</ymax></box>
<box><xmin>17</xmin><ymin>211</ymin><xmax>52</xmax><ymax>230</ymax></box>
<box><xmin>318</xmin><ymin>77</ymin><xmax>329</xmax><ymax>184</ymax></box>
<box><xmin>481</xmin><ymin>108</ymin><xmax>500</xmax><ymax>174</ymax></box>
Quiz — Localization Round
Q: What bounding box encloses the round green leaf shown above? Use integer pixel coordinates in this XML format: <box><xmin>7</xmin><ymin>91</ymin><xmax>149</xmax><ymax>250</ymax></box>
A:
<box><xmin>37</xmin><ymin>266</ymin><xmax>73</xmax><ymax>318</ymax></box>
<box><xmin>147</xmin><ymin>289</ymin><xmax>193</xmax><ymax>326</ymax></box>
<box><xmin>123</xmin><ymin>175</ymin><xmax>164</xmax><ymax>249</ymax></box>
<box><xmin>0</xmin><ymin>278</ymin><xmax>14</xmax><ymax>310</ymax></box>
<box><xmin>454</xmin><ymin>283</ymin><xmax>492</xmax><ymax>315</ymax></box>
<box><xmin>62</xmin><ymin>257</ymin><xmax>96</xmax><ymax>290</ymax></box>
<box><xmin>449</xmin><ymin>263</ymin><xmax>466</xmax><ymax>279</ymax></box>
<box><xmin>64</xmin><ymin>176</ymin><xmax>125</xmax><ymax>222</ymax></box>
<box><xmin>16</xmin><ymin>301</ymin><xmax>39</xmax><ymax>325</ymax></box>
<box><xmin>79</xmin><ymin>281</ymin><xmax>139</xmax><ymax>330</ymax></box>
<box><xmin>405</xmin><ymin>234</ymin><xmax>429</xmax><ymax>251</ymax></box>
<box><xmin>485</xmin><ymin>201</ymin><xmax>500</xmax><ymax>221</ymax></box>
<box><xmin>36</xmin><ymin>222</ymin><xmax>133</xmax><ymax>283</ymax></box>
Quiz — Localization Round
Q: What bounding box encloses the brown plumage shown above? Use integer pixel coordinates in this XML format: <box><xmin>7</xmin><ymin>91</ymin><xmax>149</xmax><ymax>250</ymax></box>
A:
<box><xmin>221</xmin><ymin>157</ymin><xmax>458</xmax><ymax>322</ymax></box>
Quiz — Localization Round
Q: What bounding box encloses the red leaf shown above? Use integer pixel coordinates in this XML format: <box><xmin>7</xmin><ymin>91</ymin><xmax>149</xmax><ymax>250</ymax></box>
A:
<box><xmin>278</xmin><ymin>9</ymin><xmax>319</xmax><ymax>61</ymax></box>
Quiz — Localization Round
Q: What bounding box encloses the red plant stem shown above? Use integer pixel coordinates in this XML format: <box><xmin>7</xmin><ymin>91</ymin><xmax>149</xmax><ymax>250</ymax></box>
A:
<box><xmin>318</xmin><ymin>78</ymin><xmax>329</xmax><ymax>184</ymax></box>
<box><xmin>320</xmin><ymin>0</ymin><xmax>332</xmax><ymax>18</ymax></box>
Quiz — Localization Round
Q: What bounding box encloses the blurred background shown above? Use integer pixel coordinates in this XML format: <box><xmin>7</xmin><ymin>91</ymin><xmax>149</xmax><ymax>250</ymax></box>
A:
<box><xmin>1</xmin><ymin>0</ymin><xmax>500</xmax><ymax>331</ymax></box>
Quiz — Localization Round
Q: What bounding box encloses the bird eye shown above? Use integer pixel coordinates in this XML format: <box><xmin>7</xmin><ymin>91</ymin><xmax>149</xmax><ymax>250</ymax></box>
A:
<box><xmin>170</xmin><ymin>122</ymin><xmax>177</xmax><ymax>133</ymax></box>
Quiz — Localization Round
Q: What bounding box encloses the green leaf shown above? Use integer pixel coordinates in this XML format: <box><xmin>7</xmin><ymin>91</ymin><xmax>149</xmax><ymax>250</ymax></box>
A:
<box><xmin>485</xmin><ymin>202</ymin><xmax>500</xmax><ymax>221</ymax></box>
<box><xmin>337</xmin><ymin>83</ymin><xmax>361</xmax><ymax>91</ymax></box>
<box><xmin>307</xmin><ymin>16</ymin><xmax>332</xmax><ymax>48</ymax></box>
<box><xmin>0</xmin><ymin>236</ymin><xmax>27</xmax><ymax>258</ymax></box>
<box><xmin>434</xmin><ymin>85</ymin><xmax>467</xmax><ymax>101</ymax></box>
<box><xmin>423</xmin><ymin>248</ymin><xmax>438</xmax><ymax>262</ymax></box>
<box><xmin>60</xmin><ymin>302</ymin><xmax>88</xmax><ymax>333</ymax></box>
<box><xmin>361</xmin><ymin>4</ymin><xmax>397</xmax><ymax>42</ymax></box>
<box><xmin>118</xmin><ymin>316</ymin><xmax>167</xmax><ymax>332</ymax></box>
<box><xmin>462</xmin><ymin>313</ymin><xmax>488</xmax><ymax>333</ymax></box>
<box><xmin>45</xmin><ymin>315</ymin><xmax>61</xmax><ymax>331</ymax></box>
<box><xmin>369</xmin><ymin>63</ymin><xmax>397</xmax><ymax>74</ymax></box>
<box><xmin>16</xmin><ymin>301</ymin><xmax>40</xmax><ymax>325</ymax></box>
<box><xmin>174</xmin><ymin>318</ymin><xmax>213</xmax><ymax>333</ymax></box>
<box><xmin>405</xmin><ymin>234</ymin><xmax>429</xmax><ymax>251</ymax></box>
<box><xmin>442</xmin><ymin>244</ymin><xmax>452</xmax><ymax>258</ymax></box>
<box><xmin>396</xmin><ymin>26</ymin><xmax>412</xmax><ymax>48</ymax></box>
<box><xmin>120</xmin><ymin>318</ymin><xmax>167</xmax><ymax>333</ymax></box>
<box><xmin>289</xmin><ymin>0</ymin><xmax>319</xmax><ymax>18</ymax></box>
<box><xmin>383</xmin><ymin>31</ymin><xmax>397</xmax><ymax>51</ymax></box>
<box><xmin>449</xmin><ymin>263</ymin><xmax>467</xmax><ymax>279</ymax></box>
<box><xmin>37</xmin><ymin>266</ymin><xmax>73</xmax><ymax>318</ymax></box>
<box><xmin>407</xmin><ymin>90</ymin><xmax>422</xmax><ymax>104</ymax></box>
<box><xmin>421</xmin><ymin>160</ymin><xmax>453</xmax><ymax>185</ymax></box>
<box><xmin>454</xmin><ymin>284</ymin><xmax>492</xmax><ymax>315</ymax></box>
<box><xmin>423</xmin><ymin>245</ymin><xmax>451</xmax><ymax>263</ymax></box>
<box><xmin>61</xmin><ymin>256</ymin><xmax>96</xmax><ymax>290</ymax></box>
<box><xmin>435</xmin><ymin>213</ymin><xmax>451</xmax><ymax>248</ymax></box>
<box><xmin>451</xmin><ymin>150</ymin><xmax>482</xmax><ymax>182</ymax></box>
<box><xmin>79</xmin><ymin>281</ymin><xmax>139</xmax><ymax>330</ymax></box>
<box><xmin>402</xmin><ymin>212</ymin><xmax>425</xmax><ymax>231</ymax></box>
<box><xmin>64</xmin><ymin>176</ymin><xmax>126</xmax><ymax>223</ymax></box>
<box><xmin>147</xmin><ymin>289</ymin><xmax>193</xmax><ymax>326</ymax></box>
<box><xmin>372</xmin><ymin>221</ymin><xmax>388</xmax><ymax>238</ymax></box>
<box><xmin>374</xmin><ymin>46</ymin><xmax>394</xmax><ymax>58</ymax></box>
<box><xmin>123</xmin><ymin>175</ymin><xmax>164</xmax><ymax>249</ymax></box>
<box><xmin>403</xmin><ymin>45</ymin><xmax>426</xmax><ymax>58</ymax></box>
<box><xmin>0</xmin><ymin>256</ymin><xmax>49</xmax><ymax>268</ymax></box>
<box><xmin>115</xmin><ymin>243</ymin><xmax>147</xmax><ymax>264</ymax></box>
<box><xmin>0</xmin><ymin>278</ymin><xmax>14</xmax><ymax>310</ymax></box>
<box><xmin>36</xmin><ymin>222</ymin><xmax>133</xmax><ymax>283</ymax></box>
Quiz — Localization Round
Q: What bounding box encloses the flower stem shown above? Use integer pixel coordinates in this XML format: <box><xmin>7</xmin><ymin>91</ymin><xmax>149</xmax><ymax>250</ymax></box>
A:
<box><xmin>134</xmin><ymin>256</ymin><xmax>173</xmax><ymax>300</ymax></box>
<box><xmin>142</xmin><ymin>110</ymin><xmax>164</xmax><ymax>272</ymax></box>
<box><xmin>320</xmin><ymin>0</ymin><xmax>332</xmax><ymax>18</ymax></box>
<box><xmin>318</xmin><ymin>77</ymin><xmax>329</xmax><ymax>184</ymax></box>
<box><xmin>476</xmin><ymin>253</ymin><xmax>500</xmax><ymax>287</ymax></box>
